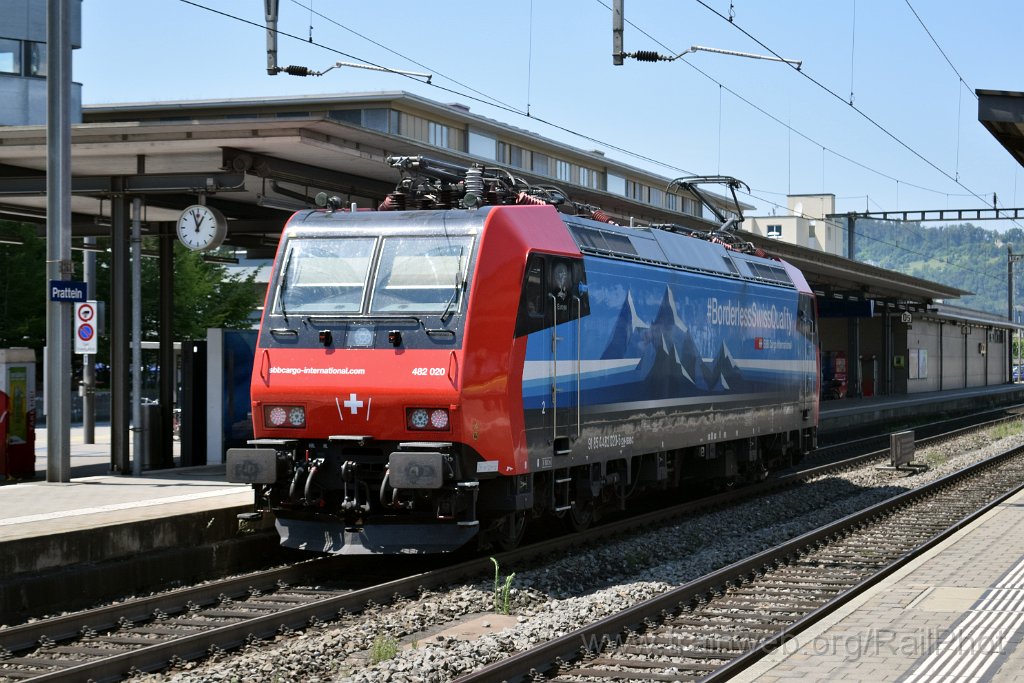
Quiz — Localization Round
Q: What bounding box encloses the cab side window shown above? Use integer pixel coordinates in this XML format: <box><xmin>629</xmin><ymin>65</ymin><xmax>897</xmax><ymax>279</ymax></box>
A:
<box><xmin>514</xmin><ymin>254</ymin><xmax>589</xmax><ymax>337</ymax></box>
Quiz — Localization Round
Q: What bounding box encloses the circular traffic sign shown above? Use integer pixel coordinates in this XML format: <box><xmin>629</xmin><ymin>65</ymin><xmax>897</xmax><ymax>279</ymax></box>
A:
<box><xmin>78</xmin><ymin>323</ymin><xmax>95</xmax><ymax>342</ymax></box>
<box><xmin>77</xmin><ymin>302</ymin><xmax>95</xmax><ymax>322</ymax></box>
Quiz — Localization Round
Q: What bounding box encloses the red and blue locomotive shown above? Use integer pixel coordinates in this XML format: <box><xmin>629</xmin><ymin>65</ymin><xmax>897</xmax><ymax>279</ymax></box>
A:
<box><xmin>227</xmin><ymin>157</ymin><xmax>819</xmax><ymax>554</ymax></box>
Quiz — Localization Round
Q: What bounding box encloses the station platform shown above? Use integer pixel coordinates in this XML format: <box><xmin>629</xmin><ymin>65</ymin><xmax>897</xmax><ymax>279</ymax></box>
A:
<box><xmin>819</xmin><ymin>382</ymin><xmax>1024</xmax><ymax>437</ymax></box>
<box><xmin>0</xmin><ymin>425</ymin><xmax>270</xmax><ymax>621</ymax></box>
<box><xmin>734</xmin><ymin>486</ymin><xmax>1024</xmax><ymax>683</ymax></box>
<box><xmin>0</xmin><ymin>423</ymin><xmax>251</xmax><ymax>546</ymax></box>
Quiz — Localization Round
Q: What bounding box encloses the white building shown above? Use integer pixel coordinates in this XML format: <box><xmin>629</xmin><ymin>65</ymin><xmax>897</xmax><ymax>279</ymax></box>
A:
<box><xmin>746</xmin><ymin>193</ymin><xmax>846</xmax><ymax>257</ymax></box>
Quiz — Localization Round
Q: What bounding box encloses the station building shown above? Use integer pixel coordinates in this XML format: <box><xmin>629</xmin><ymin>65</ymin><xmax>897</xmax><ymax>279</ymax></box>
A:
<box><xmin>1</xmin><ymin>86</ymin><xmax>1022</xmax><ymax>466</ymax></box>
<box><xmin>746</xmin><ymin>192</ymin><xmax>1020</xmax><ymax>399</ymax></box>
<box><xmin>0</xmin><ymin>0</ymin><xmax>82</xmax><ymax>126</ymax></box>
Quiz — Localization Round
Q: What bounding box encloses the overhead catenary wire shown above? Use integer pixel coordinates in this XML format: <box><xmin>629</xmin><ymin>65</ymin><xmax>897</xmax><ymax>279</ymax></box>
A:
<box><xmin>692</xmin><ymin>0</ymin><xmax>1004</xmax><ymax>220</ymax></box>
<box><xmin>181</xmin><ymin>0</ymin><xmax>702</xmax><ymax>180</ymax></box>
<box><xmin>904</xmin><ymin>0</ymin><xmax>975</xmax><ymax>98</ymax></box>
<box><xmin>180</xmin><ymin>0</ymin><xmax>1010</xmax><ymax>288</ymax></box>
<box><xmin>594</xmin><ymin>0</ymin><xmax>959</xmax><ymax>200</ymax></box>
<box><xmin>193</xmin><ymin>0</ymin><xmax>977</xmax><ymax>207</ymax></box>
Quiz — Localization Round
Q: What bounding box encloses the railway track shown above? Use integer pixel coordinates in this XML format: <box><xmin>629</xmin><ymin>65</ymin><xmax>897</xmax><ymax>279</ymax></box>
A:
<box><xmin>453</xmin><ymin>443</ymin><xmax>1024</xmax><ymax>682</ymax></box>
<box><xmin>0</xmin><ymin>417</ymin><xmax>1018</xmax><ymax>682</ymax></box>
<box><xmin>0</xmin><ymin>552</ymin><xmax>495</xmax><ymax>683</ymax></box>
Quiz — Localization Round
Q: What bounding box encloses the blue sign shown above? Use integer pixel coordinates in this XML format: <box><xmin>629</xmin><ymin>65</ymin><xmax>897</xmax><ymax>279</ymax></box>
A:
<box><xmin>50</xmin><ymin>280</ymin><xmax>87</xmax><ymax>302</ymax></box>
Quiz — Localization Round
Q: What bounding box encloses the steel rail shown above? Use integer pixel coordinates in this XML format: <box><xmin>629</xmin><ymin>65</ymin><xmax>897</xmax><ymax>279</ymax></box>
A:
<box><xmin>452</xmin><ymin>445</ymin><xmax>1024</xmax><ymax>682</ymax></box>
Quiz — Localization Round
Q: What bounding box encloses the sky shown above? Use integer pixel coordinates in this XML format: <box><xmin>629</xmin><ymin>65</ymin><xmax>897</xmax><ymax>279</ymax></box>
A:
<box><xmin>72</xmin><ymin>0</ymin><xmax>1024</xmax><ymax>229</ymax></box>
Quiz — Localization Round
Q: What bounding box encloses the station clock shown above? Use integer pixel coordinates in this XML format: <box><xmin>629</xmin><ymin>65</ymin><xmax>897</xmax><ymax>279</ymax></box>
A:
<box><xmin>176</xmin><ymin>204</ymin><xmax>228</xmax><ymax>252</ymax></box>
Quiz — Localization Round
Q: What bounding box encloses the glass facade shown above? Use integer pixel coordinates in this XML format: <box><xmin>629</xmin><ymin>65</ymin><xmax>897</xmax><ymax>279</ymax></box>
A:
<box><xmin>0</xmin><ymin>39</ymin><xmax>47</xmax><ymax>77</ymax></box>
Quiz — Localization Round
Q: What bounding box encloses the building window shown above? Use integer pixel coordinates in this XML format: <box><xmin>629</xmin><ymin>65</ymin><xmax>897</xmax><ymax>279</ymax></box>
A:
<box><xmin>26</xmin><ymin>42</ymin><xmax>46</xmax><ymax>77</ymax></box>
<box><xmin>579</xmin><ymin>166</ymin><xmax>599</xmax><ymax>189</ymax></box>
<box><xmin>665</xmin><ymin>194</ymin><xmax>678</xmax><ymax>211</ymax></box>
<box><xmin>682</xmin><ymin>196</ymin><xmax>698</xmax><ymax>216</ymax></box>
<box><xmin>767</xmin><ymin>224</ymin><xmax>783</xmax><ymax>239</ymax></box>
<box><xmin>0</xmin><ymin>38</ymin><xmax>21</xmax><ymax>74</ymax></box>
<box><xmin>607</xmin><ymin>173</ymin><xmax>626</xmax><ymax>196</ymax></box>
<box><xmin>531</xmin><ymin>152</ymin><xmax>549</xmax><ymax>176</ymax></box>
<box><xmin>468</xmin><ymin>130</ymin><xmax>497</xmax><ymax>160</ymax></box>
<box><xmin>807</xmin><ymin>222</ymin><xmax>816</xmax><ymax>239</ymax></box>
<box><xmin>362</xmin><ymin>108</ymin><xmax>389</xmax><ymax>133</ymax></box>
<box><xmin>626</xmin><ymin>180</ymin><xmax>647</xmax><ymax>202</ymax></box>
<box><xmin>555</xmin><ymin>159</ymin><xmax>570</xmax><ymax>182</ymax></box>
<box><xmin>329</xmin><ymin>109</ymin><xmax>362</xmax><ymax>126</ymax></box>
<box><xmin>394</xmin><ymin>112</ymin><xmax>462</xmax><ymax>150</ymax></box>
<box><xmin>329</xmin><ymin>108</ymin><xmax>391</xmax><ymax>133</ymax></box>
<box><xmin>428</xmin><ymin>121</ymin><xmax>448</xmax><ymax>148</ymax></box>
<box><xmin>649</xmin><ymin>186</ymin><xmax>664</xmax><ymax>208</ymax></box>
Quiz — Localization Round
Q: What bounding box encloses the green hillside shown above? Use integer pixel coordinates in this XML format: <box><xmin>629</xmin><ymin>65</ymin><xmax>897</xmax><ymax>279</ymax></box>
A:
<box><xmin>854</xmin><ymin>219</ymin><xmax>1024</xmax><ymax>317</ymax></box>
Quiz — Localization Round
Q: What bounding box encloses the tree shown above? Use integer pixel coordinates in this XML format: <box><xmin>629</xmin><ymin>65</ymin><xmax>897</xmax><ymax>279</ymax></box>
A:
<box><xmin>141</xmin><ymin>242</ymin><xmax>260</xmax><ymax>341</ymax></box>
<box><xmin>0</xmin><ymin>221</ymin><xmax>260</xmax><ymax>354</ymax></box>
<box><xmin>0</xmin><ymin>221</ymin><xmax>46</xmax><ymax>351</ymax></box>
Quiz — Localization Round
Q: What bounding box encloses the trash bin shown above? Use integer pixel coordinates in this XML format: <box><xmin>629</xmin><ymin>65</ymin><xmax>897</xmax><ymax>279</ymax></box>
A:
<box><xmin>139</xmin><ymin>403</ymin><xmax>164</xmax><ymax>469</ymax></box>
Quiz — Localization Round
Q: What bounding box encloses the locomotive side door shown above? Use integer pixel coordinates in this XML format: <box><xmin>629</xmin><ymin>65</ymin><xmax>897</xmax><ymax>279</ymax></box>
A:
<box><xmin>516</xmin><ymin>254</ymin><xmax>590</xmax><ymax>456</ymax></box>
<box><xmin>547</xmin><ymin>257</ymin><xmax>588</xmax><ymax>454</ymax></box>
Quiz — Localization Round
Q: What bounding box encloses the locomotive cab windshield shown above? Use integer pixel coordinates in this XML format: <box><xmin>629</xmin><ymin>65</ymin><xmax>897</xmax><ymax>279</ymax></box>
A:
<box><xmin>271</xmin><ymin>234</ymin><xmax>472</xmax><ymax>318</ymax></box>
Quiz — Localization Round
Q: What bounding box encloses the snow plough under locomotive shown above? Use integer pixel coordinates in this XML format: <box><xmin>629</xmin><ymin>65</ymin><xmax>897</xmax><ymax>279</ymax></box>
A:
<box><xmin>227</xmin><ymin>156</ymin><xmax>819</xmax><ymax>554</ymax></box>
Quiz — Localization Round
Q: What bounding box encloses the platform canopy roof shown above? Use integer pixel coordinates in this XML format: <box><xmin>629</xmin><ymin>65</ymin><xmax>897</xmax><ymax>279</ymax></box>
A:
<box><xmin>740</xmin><ymin>231</ymin><xmax>969</xmax><ymax>309</ymax></box>
<box><xmin>978</xmin><ymin>89</ymin><xmax>1024</xmax><ymax>168</ymax></box>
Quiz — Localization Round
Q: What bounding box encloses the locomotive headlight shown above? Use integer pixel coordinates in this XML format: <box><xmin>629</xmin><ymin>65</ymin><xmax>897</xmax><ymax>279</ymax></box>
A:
<box><xmin>265</xmin><ymin>405</ymin><xmax>305</xmax><ymax>428</ymax></box>
<box><xmin>408</xmin><ymin>408</ymin><xmax>430</xmax><ymax>430</ymax></box>
<box><xmin>406</xmin><ymin>407</ymin><xmax>450</xmax><ymax>431</ymax></box>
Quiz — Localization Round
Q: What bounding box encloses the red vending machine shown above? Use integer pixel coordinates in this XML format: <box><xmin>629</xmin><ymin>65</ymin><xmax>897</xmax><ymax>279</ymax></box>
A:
<box><xmin>0</xmin><ymin>348</ymin><xmax>36</xmax><ymax>479</ymax></box>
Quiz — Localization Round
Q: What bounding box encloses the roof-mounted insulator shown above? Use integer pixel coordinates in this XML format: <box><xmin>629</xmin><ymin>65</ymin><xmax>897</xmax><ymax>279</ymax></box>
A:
<box><xmin>632</xmin><ymin>50</ymin><xmax>668</xmax><ymax>62</ymax></box>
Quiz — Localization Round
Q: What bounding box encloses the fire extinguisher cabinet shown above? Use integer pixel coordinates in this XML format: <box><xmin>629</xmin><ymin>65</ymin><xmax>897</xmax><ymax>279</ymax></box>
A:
<box><xmin>0</xmin><ymin>348</ymin><xmax>36</xmax><ymax>480</ymax></box>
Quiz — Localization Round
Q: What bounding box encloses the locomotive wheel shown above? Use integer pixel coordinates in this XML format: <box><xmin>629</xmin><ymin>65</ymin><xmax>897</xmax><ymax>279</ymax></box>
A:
<box><xmin>496</xmin><ymin>511</ymin><xmax>527</xmax><ymax>551</ymax></box>
<box><xmin>564</xmin><ymin>499</ymin><xmax>594</xmax><ymax>532</ymax></box>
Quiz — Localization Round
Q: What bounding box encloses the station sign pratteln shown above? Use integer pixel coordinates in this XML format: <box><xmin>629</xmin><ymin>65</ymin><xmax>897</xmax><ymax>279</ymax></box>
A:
<box><xmin>50</xmin><ymin>279</ymin><xmax>87</xmax><ymax>302</ymax></box>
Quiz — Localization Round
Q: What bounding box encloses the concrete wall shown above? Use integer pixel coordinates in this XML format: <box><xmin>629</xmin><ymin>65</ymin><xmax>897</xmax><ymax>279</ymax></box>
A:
<box><xmin>905</xmin><ymin>319</ymin><xmax>1011</xmax><ymax>393</ymax></box>
<box><xmin>0</xmin><ymin>0</ymin><xmax>82</xmax><ymax>43</ymax></box>
<box><xmin>0</xmin><ymin>77</ymin><xmax>82</xmax><ymax>126</ymax></box>
<box><xmin>907</xmin><ymin>320</ymin><xmax>940</xmax><ymax>394</ymax></box>
<box><xmin>988</xmin><ymin>330</ymin><xmax>1009</xmax><ymax>383</ymax></box>
<box><xmin>965</xmin><ymin>326</ymin><xmax>987</xmax><ymax>387</ymax></box>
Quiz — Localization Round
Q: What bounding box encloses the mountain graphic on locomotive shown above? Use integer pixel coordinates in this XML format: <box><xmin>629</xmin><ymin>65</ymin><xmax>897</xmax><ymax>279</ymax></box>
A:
<box><xmin>226</xmin><ymin>156</ymin><xmax>819</xmax><ymax>554</ymax></box>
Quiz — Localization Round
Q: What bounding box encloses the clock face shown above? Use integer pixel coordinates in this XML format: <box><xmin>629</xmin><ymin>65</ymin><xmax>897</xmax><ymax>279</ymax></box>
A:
<box><xmin>177</xmin><ymin>204</ymin><xmax>227</xmax><ymax>251</ymax></box>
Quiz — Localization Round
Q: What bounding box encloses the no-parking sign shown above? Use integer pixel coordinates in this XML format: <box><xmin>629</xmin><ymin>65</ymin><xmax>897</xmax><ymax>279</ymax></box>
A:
<box><xmin>74</xmin><ymin>300</ymin><xmax>98</xmax><ymax>354</ymax></box>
